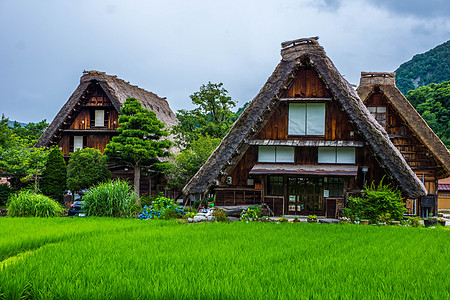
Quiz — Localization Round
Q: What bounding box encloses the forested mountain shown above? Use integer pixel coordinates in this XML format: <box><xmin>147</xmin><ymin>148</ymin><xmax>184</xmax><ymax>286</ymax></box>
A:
<box><xmin>395</xmin><ymin>40</ymin><xmax>450</xmax><ymax>95</ymax></box>
<box><xmin>406</xmin><ymin>80</ymin><xmax>450</xmax><ymax>148</ymax></box>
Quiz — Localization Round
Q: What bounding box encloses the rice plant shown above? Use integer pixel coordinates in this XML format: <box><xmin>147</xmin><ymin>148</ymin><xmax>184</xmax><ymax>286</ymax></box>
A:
<box><xmin>7</xmin><ymin>190</ymin><xmax>63</xmax><ymax>217</ymax></box>
<box><xmin>82</xmin><ymin>179</ymin><xmax>135</xmax><ymax>217</ymax></box>
<box><xmin>0</xmin><ymin>219</ymin><xmax>448</xmax><ymax>299</ymax></box>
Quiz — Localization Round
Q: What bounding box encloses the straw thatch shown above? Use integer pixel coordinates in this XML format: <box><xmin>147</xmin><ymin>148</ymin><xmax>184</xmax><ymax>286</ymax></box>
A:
<box><xmin>36</xmin><ymin>70</ymin><xmax>178</xmax><ymax>148</ymax></box>
<box><xmin>183</xmin><ymin>38</ymin><xmax>427</xmax><ymax>198</ymax></box>
<box><xmin>357</xmin><ymin>72</ymin><xmax>450</xmax><ymax>179</ymax></box>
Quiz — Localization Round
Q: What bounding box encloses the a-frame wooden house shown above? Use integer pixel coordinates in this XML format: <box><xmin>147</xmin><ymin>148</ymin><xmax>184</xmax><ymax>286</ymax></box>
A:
<box><xmin>183</xmin><ymin>37</ymin><xmax>426</xmax><ymax>217</ymax></box>
<box><xmin>36</xmin><ymin>70</ymin><xmax>179</xmax><ymax>196</ymax></box>
<box><xmin>357</xmin><ymin>72</ymin><xmax>450</xmax><ymax>216</ymax></box>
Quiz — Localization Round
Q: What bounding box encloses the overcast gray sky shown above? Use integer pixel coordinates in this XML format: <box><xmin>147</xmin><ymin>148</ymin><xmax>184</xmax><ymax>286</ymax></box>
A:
<box><xmin>1</xmin><ymin>0</ymin><xmax>449</xmax><ymax>123</ymax></box>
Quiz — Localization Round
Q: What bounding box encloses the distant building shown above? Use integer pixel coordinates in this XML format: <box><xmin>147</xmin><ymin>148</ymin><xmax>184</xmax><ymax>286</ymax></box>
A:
<box><xmin>438</xmin><ymin>177</ymin><xmax>450</xmax><ymax>210</ymax></box>
<box><xmin>36</xmin><ymin>70</ymin><xmax>179</xmax><ymax>196</ymax></box>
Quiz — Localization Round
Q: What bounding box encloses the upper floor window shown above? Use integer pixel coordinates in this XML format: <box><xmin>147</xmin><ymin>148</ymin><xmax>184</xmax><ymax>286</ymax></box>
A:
<box><xmin>95</xmin><ymin>110</ymin><xmax>105</xmax><ymax>127</ymax></box>
<box><xmin>74</xmin><ymin>136</ymin><xmax>84</xmax><ymax>151</ymax></box>
<box><xmin>368</xmin><ymin>106</ymin><xmax>386</xmax><ymax>127</ymax></box>
<box><xmin>288</xmin><ymin>103</ymin><xmax>325</xmax><ymax>136</ymax></box>
<box><xmin>258</xmin><ymin>146</ymin><xmax>294</xmax><ymax>163</ymax></box>
<box><xmin>318</xmin><ymin>147</ymin><xmax>355</xmax><ymax>164</ymax></box>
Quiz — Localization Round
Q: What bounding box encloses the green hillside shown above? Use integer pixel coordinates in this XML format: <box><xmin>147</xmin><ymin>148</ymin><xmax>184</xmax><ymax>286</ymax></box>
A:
<box><xmin>406</xmin><ymin>80</ymin><xmax>450</xmax><ymax>148</ymax></box>
<box><xmin>395</xmin><ymin>40</ymin><xmax>450</xmax><ymax>95</ymax></box>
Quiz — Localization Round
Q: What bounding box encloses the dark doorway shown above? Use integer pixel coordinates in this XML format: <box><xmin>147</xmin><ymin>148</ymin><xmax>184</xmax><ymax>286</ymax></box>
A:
<box><xmin>287</xmin><ymin>177</ymin><xmax>324</xmax><ymax>215</ymax></box>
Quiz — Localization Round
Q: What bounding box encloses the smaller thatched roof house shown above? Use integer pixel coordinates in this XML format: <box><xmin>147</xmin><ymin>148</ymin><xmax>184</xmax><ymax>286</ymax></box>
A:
<box><xmin>357</xmin><ymin>72</ymin><xmax>450</xmax><ymax>215</ymax></box>
<box><xmin>182</xmin><ymin>37</ymin><xmax>426</xmax><ymax>216</ymax></box>
<box><xmin>36</xmin><ymin>70</ymin><xmax>179</xmax><ymax>196</ymax></box>
<box><xmin>36</xmin><ymin>70</ymin><xmax>178</xmax><ymax>149</ymax></box>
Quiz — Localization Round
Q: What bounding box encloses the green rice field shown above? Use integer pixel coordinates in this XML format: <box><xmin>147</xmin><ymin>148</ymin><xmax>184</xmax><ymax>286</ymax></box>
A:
<box><xmin>0</xmin><ymin>218</ymin><xmax>449</xmax><ymax>299</ymax></box>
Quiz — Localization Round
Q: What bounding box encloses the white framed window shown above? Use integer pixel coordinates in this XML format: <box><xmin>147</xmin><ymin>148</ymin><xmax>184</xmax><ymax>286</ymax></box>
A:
<box><xmin>258</xmin><ymin>146</ymin><xmax>294</xmax><ymax>163</ymax></box>
<box><xmin>318</xmin><ymin>147</ymin><xmax>355</xmax><ymax>164</ymax></box>
<box><xmin>368</xmin><ymin>106</ymin><xmax>386</xmax><ymax>127</ymax></box>
<box><xmin>74</xmin><ymin>136</ymin><xmax>83</xmax><ymax>151</ymax></box>
<box><xmin>289</xmin><ymin>103</ymin><xmax>325</xmax><ymax>136</ymax></box>
<box><xmin>95</xmin><ymin>110</ymin><xmax>105</xmax><ymax>127</ymax></box>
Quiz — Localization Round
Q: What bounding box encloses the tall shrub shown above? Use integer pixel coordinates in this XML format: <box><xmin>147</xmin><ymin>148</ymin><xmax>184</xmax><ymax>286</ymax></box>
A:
<box><xmin>67</xmin><ymin>148</ymin><xmax>111</xmax><ymax>193</ymax></box>
<box><xmin>0</xmin><ymin>183</ymin><xmax>11</xmax><ymax>206</ymax></box>
<box><xmin>7</xmin><ymin>190</ymin><xmax>63</xmax><ymax>217</ymax></box>
<box><xmin>344</xmin><ymin>179</ymin><xmax>406</xmax><ymax>223</ymax></box>
<box><xmin>82</xmin><ymin>179</ymin><xmax>134</xmax><ymax>218</ymax></box>
<box><xmin>40</xmin><ymin>147</ymin><xmax>67</xmax><ymax>202</ymax></box>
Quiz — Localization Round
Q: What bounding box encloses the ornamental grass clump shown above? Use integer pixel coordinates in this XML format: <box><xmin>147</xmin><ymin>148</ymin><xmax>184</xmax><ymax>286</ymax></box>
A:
<box><xmin>7</xmin><ymin>190</ymin><xmax>64</xmax><ymax>217</ymax></box>
<box><xmin>138</xmin><ymin>196</ymin><xmax>184</xmax><ymax>220</ymax></box>
<box><xmin>83</xmin><ymin>179</ymin><xmax>134</xmax><ymax>218</ymax></box>
<box><xmin>343</xmin><ymin>178</ymin><xmax>406</xmax><ymax>224</ymax></box>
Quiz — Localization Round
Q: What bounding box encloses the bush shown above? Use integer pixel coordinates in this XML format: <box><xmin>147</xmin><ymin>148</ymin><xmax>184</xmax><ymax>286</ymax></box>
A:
<box><xmin>7</xmin><ymin>190</ymin><xmax>64</xmax><ymax>217</ymax></box>
<box><xmin>0</xmin><ymin>183</ymin><xmax>11</xmax><ymax>206</ymax></box>
<box><xmin>213</xmin><ymin>208</ymin><xmax>228</xmax><ymax>222</ymax></box>
<box><xmin>343</xmin><ymin>179</ymin><xmax>406</xmax><ymax>223</ymax></box>
<box><xmin>67</xmin><ymin>148</ymin><xmax>111</xmax><ymax>193</ymax></box>
<box><xmin>408</xmin><ymin>216</ymin><xmax>422</xmax><ymax>227</ymax></box>
<box><xmin>83</xmin><ymin>179</ymin><xmax>135</xmax><ymax>218</ymax></box>
<box><xmin>139</xmin><ymin>193</ymin><xmax>163</xmax><ymax>208</ymax></box>
<box><xmin>240</xmin><ymin>206</ymin><xmax>262</xmax><ymax>221</ymax></box>
<box><xmin>139</xmin><ymin>196</ymin><xmax>184</xmax><ymax>220</ymax></box>
<box><xmin>40</xmin><ymin>147</ymin><xmax>67</xmax><ymax>203</ymax></box>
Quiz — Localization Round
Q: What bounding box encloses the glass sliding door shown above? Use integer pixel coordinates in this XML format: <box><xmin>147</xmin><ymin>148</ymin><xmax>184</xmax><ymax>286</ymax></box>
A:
<box><xmin>287</xmin><ymin>177</ymin><xmax>324</xmax><ymax>215</ymax></box>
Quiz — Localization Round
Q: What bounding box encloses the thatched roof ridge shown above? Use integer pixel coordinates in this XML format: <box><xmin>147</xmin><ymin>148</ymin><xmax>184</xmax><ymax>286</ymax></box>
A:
<box><xmin>357</xmin><ymin>72</ymin><xmax>450</xmax><ymax>179</ymax></box>
<box><xmin>36</xmin><ymin>70</ymin><xmax>178</xmax><ymax>148</ymax></box>
<box><xmin>183</xmin><ymin>38</ymin><xmax>426</xmax><ymax>198</ymax></box>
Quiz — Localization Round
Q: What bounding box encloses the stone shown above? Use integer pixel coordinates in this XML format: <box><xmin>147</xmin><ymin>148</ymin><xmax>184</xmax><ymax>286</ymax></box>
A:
<box><xmin>188</xmin><ymin>218</ymin><xmax>194</xmax><ymax>223</ymax></box>
<box><xmin>194</xmin><ymin>215</ymin><xmax>207</xmax><ymax>222</ymax></box>
<box><xmin>207</xmin><ymin>216</ymin><xmax>216</xmax><ymax>222</ymax></box>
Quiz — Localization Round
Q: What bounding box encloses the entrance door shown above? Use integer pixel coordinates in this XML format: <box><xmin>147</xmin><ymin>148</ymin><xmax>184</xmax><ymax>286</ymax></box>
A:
<box><xmin>288</xmin><ymin>177</ymin><xmax>324</xmax><ymax>215</ymax></box>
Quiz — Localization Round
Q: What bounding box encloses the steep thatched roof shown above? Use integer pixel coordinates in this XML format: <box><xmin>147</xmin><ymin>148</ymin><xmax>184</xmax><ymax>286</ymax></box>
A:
<box><xmin>36</xmin><ymin>70</ymin><xmax>178</xmax><ymax>148</ymax></box>
<box><xmin>183</xmin><ymin>37</ymin><xmax>427</xmax><ymax>199</ymax></box>
<box><xmin>357</xmin><ymin>72</ymin><xmax>450</xmax><ymax>179</ymax></box>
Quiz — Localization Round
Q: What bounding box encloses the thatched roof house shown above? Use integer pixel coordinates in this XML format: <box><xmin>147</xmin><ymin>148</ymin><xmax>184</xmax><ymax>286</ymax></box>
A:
<box><xmin>357</xmin><ymin>72</ymin><xmax>450</xmax><ymax>215</ymax></box>
<box><xmin>36</xmin><ymin>70</ymin><xmax>178</xmax><ymax>149</ymax></box>
<box><xmin>183</xmin><ymin>37</ymin><xmax>426</xmax><ymax>216</ymax></box>
<box><xmin>36</xmin><ymin>70</ymin><xmax>179</xmax><ymax>196</ymax></box>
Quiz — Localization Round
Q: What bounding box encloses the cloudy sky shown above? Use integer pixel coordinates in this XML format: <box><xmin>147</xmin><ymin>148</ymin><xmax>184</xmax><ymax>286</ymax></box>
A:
<box><xmin>1</xmin><ymin>0</ymin><xmax>449</xmax><ymax>123</ymax></box>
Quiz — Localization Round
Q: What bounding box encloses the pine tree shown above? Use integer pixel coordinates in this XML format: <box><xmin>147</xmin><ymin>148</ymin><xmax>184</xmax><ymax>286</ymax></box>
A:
<box><xmin>104</xmin><ymin>97</ymin><xmax>172</xmax><ymax>200</ymax></box>
<box><xmin>40</xmin><ymin>147</ymin><xmax>67</xmax><ymax>202</ymax></box>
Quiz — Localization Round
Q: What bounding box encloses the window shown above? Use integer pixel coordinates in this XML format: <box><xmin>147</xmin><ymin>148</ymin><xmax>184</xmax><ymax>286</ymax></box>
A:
<box><xmin>258</xmin><ymin>146</ymin><xmax>294</xmax><ymax>163</ymax></box>
<box><xmin>368</xmin><ymin>106</ymin><xmax>386</xmax><ymax>127</ymax></box>
<box><xmin>268</xmin><ymin>176</ymin><xmax>284</xmax><ymax>195</ymax></box>
<box><xmin>74</xmin><ymin>136</ymin><xmax>83</xmax><ymax>151</ymax></box>
<box><xmin>318</xmin><ymin>147</ymin><xmax>355</xmax><ymax>164</ymax></box>
<box><xmin>288</xmin><ymin>103</ymin><xmax>325</xmax><ymax>135</ymax></box>
<box><xmin>95</xmin><ymin>110</ymin><xmax>105</xmax><ymax>127</ymax></box>
<box><xmin>328</xmin><ymin>177</ymin><xmax>344</xmax><ymax>197</ymax></box>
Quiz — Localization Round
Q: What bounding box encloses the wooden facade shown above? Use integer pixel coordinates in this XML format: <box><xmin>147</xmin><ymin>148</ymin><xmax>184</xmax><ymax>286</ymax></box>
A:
<box><xmin>217</xmin><ymin>68</ymin><xmax>392</xmax><ymax>216</ymax></box>
<box><xmin>183</xmin><ymin>38</ymin><xmax>426</xmax><ymax>216</ymax></box>
<box><xmin>357</xmin><ymin>72</ymin><xmax>450</xmax><ymax>216</ymax></box>
<box><xmin>36</xmin><ymin>71</ymin><xmax>179</xmax><ymax>196</ymax></box>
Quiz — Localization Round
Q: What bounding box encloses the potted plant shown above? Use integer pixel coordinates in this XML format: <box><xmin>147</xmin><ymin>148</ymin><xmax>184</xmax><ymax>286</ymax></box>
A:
<box><xmin>438</xmin><ymin>218</ymin><xmax>446</xmax><ymax>227</ymax></box>
<box><xmin>424</xmin><ymin>214</ymin><xmax>438</xmax><ymax>227</ymax></box>
<box><xmin>360</xmin><ymin>219</ymin><xmax>369</xmax><ymax>225</ymax></box>
<box><xmin>307</xmin><ymin>215</ymin><xmax>317</xmax><ymax>223</ymax></box>
<box><xmin>391</xmin><ymin>220</ymin><xmax>400</xmax><ymax>226</ymax></box>
<box><xmin>293</xmin><ymin>216</ymin><xmax>300</xmax><ymax>223</ymax></box>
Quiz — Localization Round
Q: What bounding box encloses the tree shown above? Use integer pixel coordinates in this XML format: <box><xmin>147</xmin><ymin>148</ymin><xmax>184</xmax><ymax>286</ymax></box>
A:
<box><xmin>0</xmin><ymin>133</ymin><xmax>48</xmax><ymax>192</ymax></box>
<box><xmin>11</xmin><ymin>119</ymin><xmax>48</xmax><ymax>144</ymax></box>
<box><xmin>173</xmin><ymin>82</ymin><xmax>236</xmax><ymax>147</ymax></box>
<box><xmin>104</xmin><ymin>97</ymin><xmax>172</xmax><ymax>199</ymax></box>
<box><xmin>163</xmin><ymin>135</ymin><xmax>221</xmax><ymax>190</ymax></box>
<box><xmin>40</xmin><ymin>147</ymin><xmax>67</xmax><ymax>203</ymax></box>
<box><xmin>67</xmin><ymin>148</ymin><xmax>111</xmax><ymax>193</ymax></box>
